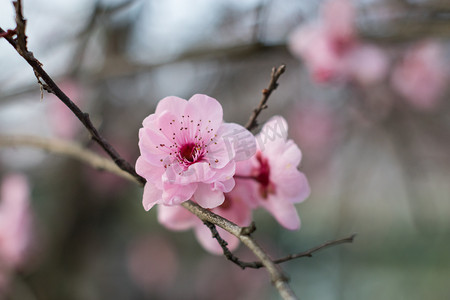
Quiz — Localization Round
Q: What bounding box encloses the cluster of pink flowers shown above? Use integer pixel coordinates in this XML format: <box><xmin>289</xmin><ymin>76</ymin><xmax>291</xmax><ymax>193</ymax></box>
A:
<box><xmin>136</xmin><ymin>95</ymin><xmax>310</xmax><ymax>253</ymax></box>
<box><xmin>0</xmin><ymin>174</ymin><xmax>33</xmax><ymax>294</ymax></box>
<box><xmin>288</xmin><ymin>0</ymin><xmax>387</xmax><ymax>85</ymax></box>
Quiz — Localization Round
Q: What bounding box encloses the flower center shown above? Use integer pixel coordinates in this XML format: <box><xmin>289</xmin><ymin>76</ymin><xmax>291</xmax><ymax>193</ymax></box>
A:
<box><xmin>255</xmin><ymin>151</ymin><xmax>270</xmax><ymax>188</ymax></box>
<box><xmin>234</xmin><ymin>151</ymin><xmax>275</xmax><ymax>199</ymax></box>
<box><xmin>179</xmin><ymin>143</ymin><xmax>197</xmax><ymax>162</ymax></box>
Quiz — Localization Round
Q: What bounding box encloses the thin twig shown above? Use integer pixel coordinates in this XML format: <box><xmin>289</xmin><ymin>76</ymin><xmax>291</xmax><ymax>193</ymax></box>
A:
<box><xmin>0</xmin><ymin>135</ymin><xmax>135</xmax><ymax>182</ymax></box>
<box><xmin>0</xmin><ymin>1</ymin><xmax>145</xmax><ymax>185</ymax></box>
<box><xmin>245</xmin><ymin>64</ymin><xmax>286</xmax><ymax>131</ymax></box>
<box><xmin>205</xmin><ymin>222</ymin><xmax>356</xmax><ymax>269</ymax></box>
<box><xmin>0</xmin><ymin>4</ymin><xmax>351</xmax><ymax>299</ymax></box>
<box><xmin>203</xmin><ymin>221</ymin><xmax>247</xmax><ymax>269</ymax></box>
<box><xmin>243</xmin><ymin>234</ymin><xmax>356</xmax><ymax>269</ymax></box>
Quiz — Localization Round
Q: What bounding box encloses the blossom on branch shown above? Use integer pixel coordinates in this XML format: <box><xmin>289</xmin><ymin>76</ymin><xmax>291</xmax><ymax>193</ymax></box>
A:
<box><xmin>236</xmin><ymin>116</ymin><xmax>310</xmax><ymax>230</ymax></box>
<box><xmin>136</xmin><ymin>94</ymin><xmax>256</xmax><ymax>211</ymax></box>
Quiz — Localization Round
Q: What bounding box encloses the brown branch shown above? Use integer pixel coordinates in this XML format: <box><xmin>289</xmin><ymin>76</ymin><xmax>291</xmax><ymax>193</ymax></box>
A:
<box><xmin>205</xmin><ymin>222</ymin><xmax>356</xmax><ymax>269</ymax></box>
<box><xmin>242</xmin><ymin>234</ymin><xmax>356</xmax><ymax>269</ymax></box>
<box><xmin>245</xmin><ymin>64</ymin><xmax>286</xmax><ymax>131</ymax></box>
<box><xmin>0</xmin><ymin>4</ymin><xmax>353</xmax><ymax>299</ymax></box>
<box><xmin>181</xmin><ymin>201</ymin><xmax>297</xmax><ymax>300</ymax></box>
<box><xmin>0</xmin><ymin>135</ymin><xmax>135</xmax><ymax>183</ymax></box>
<box><xmin>203</xmin><ymin>221</ymin><xmax>247</xmax><ymax>269</ymax></box>
<box><xmin>0</xmin><ymin>1</ymin><xmax>145</xmax><ymax>185</ymax></box>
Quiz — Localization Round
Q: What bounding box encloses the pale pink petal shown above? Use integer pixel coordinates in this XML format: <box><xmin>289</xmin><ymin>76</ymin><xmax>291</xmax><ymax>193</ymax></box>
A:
<box><xmin>162</xmin><ymin>182</ymin><xmax>197</xmax><ymax>206</ymax></box>
<box><xmin>207</xmin><ymin>123</ymin><xmax>256</xmax><ymax>166</ymax></box>
<box><xmin>276</xmin><ymin>171</ymin><xmax>310</xmax><ymax>202</ymax></box>
<box><xmin>138</xmin><ymin>127</ymin><xmax>172</xmax><ymax>165</ymax></box>
<box><xmin>204</xmin><ymin>161</ymin><xmax>235</xmax><ymax>184</ymax></box>
<box><xmin>158</xmin><ymin>204</ymin><xmax>197</xmax><ymax>231</ymax></box>
<box><xmin>193</xmin><ymin>183</ymin><xmax>225</xmax><ymax>209</ymax></box>
<box><xmin>213</xmin><ymin>177</ymin><xmax>235</xmax><ymax>193</ymax></box>
<box><xmin>135</xmin><ymin>156</ymin><xmax>164</xmax><ymax>189</ymax></box>
<box><xmin>154</xmin><ymin>96</ymin><xmax>188</xmax><ymax>116</ymax></box>
<box><xmin>256</xmin><ymin>116</ymin><xmax>288</xmax><ymax>152</ymax></box>
<box><xmin>187</xmin><ymin>94</ymin><xmax>223</xmax><ymax>133</ymax></box>
<box><xmin>156</xmin><ymin>110</ymin><xmax>185</xmax><ymax>145</ymax></box>
<box><xmin>162</xmin><ymin>162</ymin><xmax>216</xmax><ymax>185</ymax></box>
<box><xmin>261</xmin><ymin>197</ymin><xmax>301</xmax><ymax>230</ymax></box>
<box><xmin>142</xmin><ymin>182</ymin><xmax>163</xmax><ymax>211</ymax></box>
<box><xmin>142</xmin><ymin>114</ymin><xmax>158</xmax><ymax>128</ymax></box>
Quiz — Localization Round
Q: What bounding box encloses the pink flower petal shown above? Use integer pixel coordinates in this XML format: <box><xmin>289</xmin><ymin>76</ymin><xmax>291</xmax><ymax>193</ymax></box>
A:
<box><xmin>187</xmin><ymin>94</ymin><xmax>223</xmax><ymax>134</ymax></box>
<box><xmin>138</xmin><ymin>127</ymin><xmax>172</xmax><ymax>165</ymax></box>
<box><xmin>155</xmin><ymin>96</ymin><xmax>188</xmax><ymax>116</ymax></box>
<box><xmin>162</xmin><ymin>182</ymin><xmax>197</xmax><ymax>206</ymax></box>
<box><xmin>193</xmin><ymin>183</ymin><xmax>225</xmax><ymax>209</ymax></box>
<box><xmin>142</xmin><ymin>182</ymin><xmax>163</xmax><ymax>211</ymax></box>
<box><xmin>262</xmin><ymin>197</ymin><xmax>301</xmax><ymax>230</ymax></box>
<box><xmin>158</xmin><ymin>204</ymin><xmax>198</xmax><ymax>231</ymax></box>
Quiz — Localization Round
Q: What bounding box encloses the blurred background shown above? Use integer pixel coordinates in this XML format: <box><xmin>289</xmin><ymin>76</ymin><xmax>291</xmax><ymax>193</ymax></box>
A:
<box><xmin>0</xmin><ymin>0</ymin><xmax>450</xmax><ymax>299</ymax></box>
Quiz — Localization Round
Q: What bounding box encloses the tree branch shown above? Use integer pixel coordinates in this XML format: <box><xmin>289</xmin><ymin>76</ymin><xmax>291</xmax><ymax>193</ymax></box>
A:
<box><xmin>181</xmin><ymin>201</ymin><xmax>297</xmax><ymax>300</ymax></box>
<box><xmin>245</xmin><ymin>64</ymin><xmax>286</xmax><ymax>131</ymax></box>
<box><xmin>0</xmin><ymin>3</ymin><xmax>355</xmax><ymax>299</ymax></box>
<box><xmin>205</xmin><ymin>221</ymin><xmax>356</xmax><ymax>269</ymax></box>
<box><xmin>0</xmin><ymin>135</ymin><xmax>135</xmax><ymax>183</ymax></box>
<box><xmin>0</xmin><ymin>0</ymin><xmax>145</xmax><ymax>185</ymax></box>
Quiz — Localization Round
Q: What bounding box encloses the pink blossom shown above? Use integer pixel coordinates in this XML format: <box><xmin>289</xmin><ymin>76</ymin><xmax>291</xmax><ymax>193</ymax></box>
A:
<box><xmin>391</xmin><ymin>41</ymin><xmax>448</xmax><ymax>110</ymax></box>
<box><xmin>0</xmin><ymin>174</ymin><xmax>33</xmax><ymax>270</ymax></box>
<box><xmin>236</xmin><ymin>116</ymin><xmax>310</xmax><ymax>230</ymax></box>
<box><xmin>288</xmin><ymin>0</ymin><xmax>387</xmax><ymax>85</ymax></box>
<box><xmin>136</xmin><ymin>94</ymin><xmax>256</xmax><ymax>211</ymax></box>
<box><xmin>158</xmin><ymin>182</ymin><xmax>253</xmax><ymax>254</ymax></box>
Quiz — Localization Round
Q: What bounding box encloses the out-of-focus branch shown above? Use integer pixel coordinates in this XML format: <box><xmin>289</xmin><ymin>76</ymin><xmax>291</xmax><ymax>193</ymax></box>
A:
<box><xmin>0</xmin><ymin>0</ymin><xmax>145</xmax><ymax>185</ymax></box>
<box><xmin>359</xmin><ymin>1</ymin><xmax>450</xmax><ymax>43</ymax></box>
<box><xmin>0</xmin><ymin>135</ymin><xmax>135</xmax><ymax>182</ymax></box>
<box><xmin>245</xmin><ymin>64</ymin><xmax>286</xmax><ymax>131</ymax></box>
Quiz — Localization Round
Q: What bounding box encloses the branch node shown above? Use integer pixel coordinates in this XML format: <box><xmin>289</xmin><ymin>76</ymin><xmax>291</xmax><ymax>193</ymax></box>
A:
<box><xmin>240</xmin><ymin>222</ymin><xmax>256</xmax><ymax>235</ymax></box>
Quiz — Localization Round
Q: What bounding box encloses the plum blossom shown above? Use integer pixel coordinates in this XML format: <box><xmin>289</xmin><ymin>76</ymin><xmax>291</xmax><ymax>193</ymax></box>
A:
<box><xmin>0</xmin><ymin>174</ymin><xmax>33</xmax><ymax>294</ymax></box>
<box><xmin>236</xmin><ymin>116</ymin><xmax>310</xmax><ymax>230</ymax></box>
<box><xmin>157</xmin><ymin>182</ymin><xmax>253</xmax><ymax>254</ymax></box>
<box><xmin>288</xmin><ymin>0</ymin><xmax>387</xmax><ymax>85</ymax></box>
<box><xmin>391</xmin><ymin>41</ymin><xmax>448</xmax><ymax>110</ymax></box>
<box><xmin>136</xmin><ymin>94</ymin><xmax>256</xmax><ymax>211</ymax></box>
